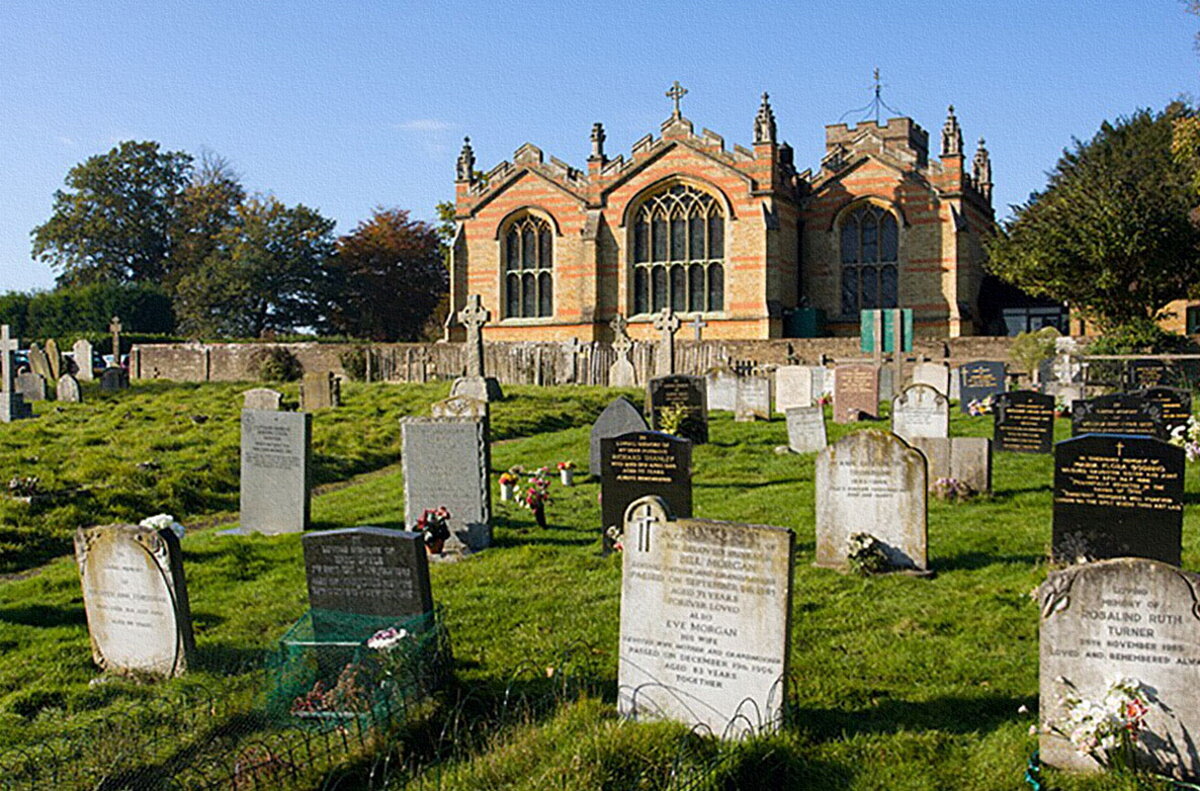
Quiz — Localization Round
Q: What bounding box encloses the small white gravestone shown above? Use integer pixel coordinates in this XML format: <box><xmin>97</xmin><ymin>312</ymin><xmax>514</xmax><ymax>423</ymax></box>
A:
<box><xmin>56</xmin><ymin>373</ymin><xmax>82</xmax><ymax>403</ymax></box>
<box><xmin>72</xmin><ymin>338</ymin><xmax>95</xmax><ymax>381</ymax></box>
<box><xmin>910</xmin><ymin>362</ymin><xmax>950</xmax><ymax>396</ymax></box>
<box><xmin>242</xmin><ymin>387</ymin><xmax>283</xmax><ymax>411</ymax></box>
<box><xmin>617</xmin><ymin>495</ymin><xmax>793</xmax><ymax>738</ymax></box>
<box><xmin>774</xmin><ymin>366</ymin><xmax>814</xmax><ymax>413</ymax></box>
<box><xmin>74</xmin><ymin>523</ymin><xmax>195</xmax><ymax>677</ymax></box>
<box><xmin>891</xmin><ymin>384</ymin><xmax>949</xmax><ymax>443</ymax></box>
<box><xmin>785</xmin><ymin>406</ymin><xmax>826</xmax><ymax>454</ymax></box>
<box><xmin>735</xmin><ymin>376</ymin><xmax>771</xmax><ymax>422</ymax></box>
<box><xmin>706</xmin><ymin>368</ymin><xmax>738</xmax><ymax>412</ymax></box>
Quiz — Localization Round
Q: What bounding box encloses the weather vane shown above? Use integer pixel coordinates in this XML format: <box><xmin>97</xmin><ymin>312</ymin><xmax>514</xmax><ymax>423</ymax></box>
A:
<box><xmin>838</xmin><ymin>68</ymin><xmax>902</xmax><ymax>124</ymax></box>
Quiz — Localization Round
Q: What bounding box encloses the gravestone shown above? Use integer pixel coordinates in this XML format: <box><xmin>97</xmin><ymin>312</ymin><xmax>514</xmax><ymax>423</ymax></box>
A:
<box><xmin>240</xmin><ymin>410</ymin><xmax>312</xmax><ymax>535</ymax></box>
<box><xmin>99</xmin><ymin>366</ymin><xmax>129</xmax><ymax>391</ymax></box>
<box><xmin>242</xmin><ymin>387</ymin><xmax>283</xmax><ymax>411</ymax></box>
<box><xmin>74</xmin><ymin>523</ymin><xmax>195</xmax><ymax>677</ymax></box>
<box><xmin>1071</xmin><ymin>394</ymin><xmax>1166</xmax><ymax>439</ymax></box>
<box><xmin>608</xmin><ymin>314</ymin><xmax>637</xmax><ymax>388</ymax></box>
<box><xmin>15</xmin><ymin>371</ymin><xmax>46</xmax><ymax>402</ymax></box>
<box><xmin>27</xmin><ymin>343</ymin><xmax>51</xmax><ymax>380</ymax></box>
<box><xmin>1053</xmin><ymin>435</ymin><xmax>1183</xmax><ymax>566</ymax></box>
<box><xmin>832</xmin><ymin>364</ymin><xmax>880</xmax><ymax>423</ymax></box>
<box><xmin>600</xmin><ymin>430</ymin><xmax>691</xmax><ymax>553</ymax></box>
<box><xmin>73</xmin><ymin>338</ymin><xmax>95</xmax><ymax>381</ymax></box>
<box><xmin>785</xmin><ymin>406</ymin><xmax>826</xmax><ymax>454</ymax></box>
<box><xmin>1125</xmin><ymin>359</ymin><xmax>1175</xmax><ymax>390</ymax></box>
<box><xmin>45</xmin><ymin>338</ymin><xmax>61</xmax><ymax>380</ymax></box>
<box><xmin>617</xmin><ymin>495</ymin><xmax>793</xmax><ymax>738</ymax></box>
<box><xmin>652</xmin><ymin>305</ymin><xmax>680</xmax><ymax>377</ymax></box>
<box><xmin>401</xmin><ymin>416</ymin><xmax>491</xmax><ymax>551</ymax></box>
<box><xmin>909</xmin><ymin>437</ymin><xmax>993</xmax><ymax>495</ymax></box>
<box><xmin>450</xmin><ymin>294</ymin><xmax>503</xmax><ymax>401</ymax></box>
<box><xmin>891</xmin><ymin>384</ymin><xmax>949</xmax><ymax>443</ymax></box>
<box><xmin>56</xmin><ymin>373</ymin><xmax>82</xmax><ymax>403</ymax></box>
<box><xmin>811</xmin><ymin>366</ymin><xmax>828</xmax><ymax>401</ymax></box>
<box><xmin>958</xmin><ymin>360</ymin><xmax>1006</xmax><ymax>413</ymax></box>
<box><xmin>431</xmin><ymin>394</ymin><xmax>488</xmax><ymax>423</ymax></box>
<box><xmin>878</xmin><ymin>366</ymin><xmax>895</xmax><ymax>401</ymax></box>
<box><xmin>300</xmin><ymin>371</ymin><xmax>340</xmax><ymax>411</ymax></box>
<box><xmin>0</xmin><ymin>326</ymin><xmax>31</xmax><ymax>422</ymax></box>
<box><xmin>109</xmin><ymin>316</ymin><xmax>122</xmax><ymax>365</ymax></box>
<box><xmin>1141</xmin><ymin>387</ymin><xmax>1192</xmax><ymax>437</ymax></box>
<box><xmin>1040</xmin><ymin>559</ymin><xmax>1200</xmax><ymax>780</ymax></box>
<box><xmin>589</xmin><ymin>396</ymin><xmax>650</xmax><ymax>475</ymax></box>
<box><xmin>303</xmin><ymin>527</ymin><xmax>433</xmax><ymax>617</ymax></box>
<box><xmin>734</xmin><ymin>376</ymin><xmax>771</xmax><ymax>422</ymax></box>
<box><xmin>815</xmin><ymin>430</ymin><xmax>927</xmax><ymax>572</ymax></box>
<box><xmin>993</xmin><ymin>390</ymin><xmax>1055</xmax><ymax>454</ymax></box>
<box><xmin>706</xmin><ymin>368</ymin><xmax>738</xmax><ymax>412</ymax></box>
<box><xmin>646</xmin><ymin>375</ymin><xmax>708</xmax><ymax>444</ymax></box>
<box><xmin>910</xmin><ymin>361</ymin><xmax>950</xmax><ymax>396</ymax></box>
<box><xmin>774</xmin><ymin>366</ymin><xmax>814</xmax><ymax>413</ymax></box>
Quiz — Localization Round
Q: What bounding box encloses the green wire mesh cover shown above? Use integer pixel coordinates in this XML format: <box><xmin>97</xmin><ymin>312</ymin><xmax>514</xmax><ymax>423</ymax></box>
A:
<box><xmin>266</xmin><ymin>607</ymin><xmax>451</xmax><ymax>724</ymax></box>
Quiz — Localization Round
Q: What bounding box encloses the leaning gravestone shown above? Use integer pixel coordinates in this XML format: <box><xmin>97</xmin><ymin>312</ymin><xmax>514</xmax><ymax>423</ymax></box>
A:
<box><xmin>73</xmin><ymin>338</ymin><xmax>94</xmax><ymax>381</ymax></box>
<box><xmin>45</xmin><ymin>338</ymin><xmax>61</xmax><ymax>380</ymax></box>
<box><xmin>910</xmin><ymin>361</ymin><xmax>950</xmax><ymax>396</ymax></box>
<box><xmin>958</xmin><ymin>360</ymin><xmax>1006</xmax><ymax>413</ymax></box>
<box><xmin>1071</xmin><ymin>393</ymin><xmax>1166</xmax><ymax>439</ymax></box>
<box><xmin>735</xmin><ymin>376</ymin><xmax>771</xmax><ymax>422</ymax></box>
<box><xmin>27</xmin><ymin>343</ymin><xmax>51</xmax><ymax>380</ymax></box>
<box><xmin>993</xmin><ymin>390</ymin><xmax>1055</xmax><ymax>454</ymax></box>
<box><xmin>832</xmin><ymin>364</ymin><xmax>880</xmax><ymax>423</ymax></box>
<box><xmin>589</xmin><ymin>397</ymin><xmax>649</xmax><ymax>476</ymax></box>
<box><xmin>56</xmin><ymin>373</ymin><xmax>82</xmax><ymax>403</ymax></box>
<box><xmin>15</xmin><ymin>372</ymin><xmax>46</xmax><ymax>402</ymax></box>
<box><xmin>785</xmin><ymin>406</ymin><xmax>826</xmax><ymax>454</ymax></box>
<box><xmin>401</xmin><ymin>416</ymin><xmax>491</xmax><ymax>551</ymax></box>
<box><xmin>303</xmin><ymin>527</ymin><xmax>433</xmax><ymax>617</ymax></box>
<box><xmin>243</xmin><ymin>387</ymin><xmax>283</xmax><ymax>411</ymax></box>
<box><xmin>774</xmin><ymin>366</ymin><xmax>814</xmax><ymax>413</ymax></box>
<box><xmin>1140</xmin><ymin>387</ymin><xmax>1192</xmax><ymax>437</ymax></box>
<box><xmin>891</xmin><ymin>384</ymin><xmax>949</xmax><ymax>443</ymax></box>
<box><xmin>99</xmin><ymin>366</ymin><xmax>129</xmax><ymax>391</ymax></box>
<box><xmin>300</xmin><ymin>371</ymin><xmax>339</xmax><ymax>411</ymax></box>
<box><xmin>240</xmin><ymin>410</ymin><xmax>312</xmax><ymax>535</ymax></box>
<box><xmin>815</xmin><ymin>430</ymin><xmax>927</xmax><ymax>572</ymax></box>
<box><xmin>646</xmin><ymin>375</ymin><xmax>707</xmax><ymax>444</ymax></box>
<box><xmin>74</xmin><ymin>523</ymin><xmax>195</xmax><ymax>677</ymax></box>
<box><xmin>706</xmin><ymin>368</ymin><xmax>738</xmax><ymax>412</ymax></box>
<box><xmin>1039</xmin><ymin>558</ymin><xmax>1200</xmax><ymax>780</ymax></box>
<box><xmin>617</xmin><ymin>494</ymin><xmax>793</xmax><ymax>738</ymax></box>
<box><xmin>1053</xmin><ymin>435</ymin><xmax>1183</xmax><ymax>566</ymax></box>
<box><xmin>600</xmin><ymin>430</ymin><xmax>691</xmax><ymax>553</ymax></box>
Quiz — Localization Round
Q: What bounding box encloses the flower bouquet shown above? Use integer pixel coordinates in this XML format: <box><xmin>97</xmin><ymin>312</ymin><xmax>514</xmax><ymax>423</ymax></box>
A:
<box><xmin>498</xmin><ymin>467</ymin><xmax>522</xmax><ymax>501</ymax></box>
<box><xmin>415</xmin><ymin>507</ymin><xmax>451</xmax><ymax>555</ymax></box>
<box><xmin>523</xmin><ymin>468</ymin><xmax>552</xmax><ymax>528</ymax></box>
<box><xmin>557</xmin><ymin>460</ymin><xmax>575</xmax><ymax>486</ymax></box>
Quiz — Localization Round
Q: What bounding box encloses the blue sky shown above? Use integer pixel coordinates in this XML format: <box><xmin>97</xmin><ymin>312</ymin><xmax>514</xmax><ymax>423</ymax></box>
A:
<box><xmin>0</xmin><ymin>1</ymin><xmax>1195</xmax><ymax>293</ymax></box>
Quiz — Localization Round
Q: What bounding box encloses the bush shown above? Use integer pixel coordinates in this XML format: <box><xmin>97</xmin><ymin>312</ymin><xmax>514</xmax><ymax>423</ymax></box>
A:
<box><xmin>1089</xmin><ymin>318</ymin><xmax>1189</xmax><ymax>355</ymax></box>
<box><xmin>254</xmin><ymin>347</ymin><xmax>303</xmax><ymax>382</ymax></box>
<box><xmin>0</xmin><ymin>282</ymin><xmax>175</xmax><ymax>340</ymax></box>
<box><xmin>1009</xmin><ymin>326</ymin><xmax>1059</xmax><ymax>378</ymax></box>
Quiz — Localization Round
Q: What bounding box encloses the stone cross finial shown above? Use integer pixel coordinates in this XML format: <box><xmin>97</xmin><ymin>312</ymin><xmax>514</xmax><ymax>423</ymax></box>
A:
<box><xmin>688</xmin><ymin>314</ymin><xmax>707</xmax><ymax>341</ymax></box>
<box><xmin>666</xmin><ymin>81</ymin><xmax>688</xmax><ymax>118</ymax></box>
<box><xmin>0</xmin><ymin>325</ymin><xmax>17</xmax><ymax>393</ymax></box>
<box><xmin>109</xmin><ymin>316</ymin><xmax>122</xmax><ymax>363</ymax></box>
<box><xmin>653</xmin><ymin>306</ymin><xmax>681</xmax><ymax>376</ymax></box>
<box><xmin>458</xmin><ymin>295</ymin><xmax>490</xmax><ymax>377</ymax></box>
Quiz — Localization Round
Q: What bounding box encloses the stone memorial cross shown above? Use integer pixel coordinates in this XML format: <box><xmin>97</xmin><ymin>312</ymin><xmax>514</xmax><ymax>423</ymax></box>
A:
<box><xmin>1</xmin><ymin>324</ymin><xmax>17</xmax><ymax>393</ymax></box>
<box><xmin>652</xmin><ymin>306</ymin><xmax>681</xmax><ymax>377</ymax></box>
<box><xmin>109</xmin><ymin>316</ymin><xmax>122</xmax><ymax>363</ymax></box>
<box><xmin>458</xmin><ymin>295</ymin><xmax>489</xmax><ymax>378</ymax></box>
<box><xmin>688</xmin><ymin>314</ymin><xmax>706</xmax><ymax>341</ymax></box>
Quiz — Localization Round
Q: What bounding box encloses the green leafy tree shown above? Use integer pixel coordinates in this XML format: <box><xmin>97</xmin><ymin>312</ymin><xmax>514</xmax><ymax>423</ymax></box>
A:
<box><xmin>987</xmin><ymin>103</ymin><xmax>1200</xmax><ymax>332</ymax></box>
<box><xmin>168</xmin><ymin>150</ymin><xmax>246</xmax><ymax>290</ymax></box>
<box><xmin>31</xmin><ymin>141</ymin><xmax>193</xmax><ymax>285</ymax></box>
<box><xmin>323</xmin><ymin>207</ymin><xmax>447</xmax><ymax>341</ymax></box>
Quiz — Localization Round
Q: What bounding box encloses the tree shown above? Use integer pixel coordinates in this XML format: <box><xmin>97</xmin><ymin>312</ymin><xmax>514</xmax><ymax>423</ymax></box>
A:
<box><xmin>987</xmin><ymin>103</ymin><xmax>1200</xmax><ymax>331</ymax></box>
<box><xmin>168</xmin><ymin>150</ymin><xmax>246</xmax><ymax>290</ymax></box>
<box><xmin>322</xmin><ymin>207</ymin><xmax>447</xmax><ymax>341</ymax></box>
<box><xmin>31</xmin><ymin>141</ymin><xmax>193</xmax><ymax>286</ymax></box>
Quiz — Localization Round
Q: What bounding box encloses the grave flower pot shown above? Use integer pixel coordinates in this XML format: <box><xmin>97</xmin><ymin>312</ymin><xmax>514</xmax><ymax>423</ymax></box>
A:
<box><xmin>532</xmin><ymin>502</ymin><xmax>548</xmax><ymax>529</ymax></box>
<box><xmin>559</xmin><ymin>469</ymin><xmax>574</xmax><ymax>487</ymax></box>
<box><xmin>425</xmin><ymin>537</ymin><xmax>445</xmax><ymax>555</ymax></box>
<box><xmin>500</xmin><ymin>482</ymin><xmax>515</xmax><ymax>501</ymax></box>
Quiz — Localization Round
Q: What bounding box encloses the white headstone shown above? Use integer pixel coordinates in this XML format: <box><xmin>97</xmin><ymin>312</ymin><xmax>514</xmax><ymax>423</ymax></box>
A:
<box><xmin>891</xmin><ymin>384</ymin><xmax>950</xmax><ymax>442</ymax></box>
<box><xmin>785</xmin><ymin>406</ymin><xmax>827</xmax><ymax>454</ymax></box>
<box><xmin>774</xmin><ymin>366</ymin><xmax>814</xmax><ymax>413</ymax></box>
<box><xmin>910</xmin><ymin>362</ymin><xmax>950</xmax><ymax>396</ymax></box>
<box><xmin>239</xmin><ymin>410</ymin><xmax>311</xmax><ymax>534</ymax></box>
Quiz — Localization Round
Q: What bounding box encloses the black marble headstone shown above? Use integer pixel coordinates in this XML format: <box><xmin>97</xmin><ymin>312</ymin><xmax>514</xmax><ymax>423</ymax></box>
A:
<box><xmin>958</xmin><ymin>360</ymin><xmax>1006</xmax><ymax>413</ymax></box>
<box><xmin>646</xmin><ymin>375</ymin><xmax>708</xmax><ymax>445</ymax></box>
<box><xmin>1052</xmin><ymin>435</ymin><xmax>1183</xmax><ymax>566</ymax></box>
<box><xmin>600</xmin><ymin>431</ymin><xmax>692</xmax><ymax>553</ymax></box>
<box><xmin>100</xmin><ymin>367</ymin><xmax>129</xmax><ymax>391</ymax></box>
<box><xmin>302</xmin><ymin>526</ymin><xmax>433</xmax><ymax>617</ymax></box>
<box><xmin>1140</xmin><ymin>387</ymin><xmax>1192</xmax><ymax>437</ymax></box>
<box><xmin>1125</xmin><ymin>359</ymin><xmax>1176</xmax><ymax>390</ymax></box>
<box><xmin>993</xmin><ymin>390</ymin><xmax>1055</xmax><ymax>454</ymax></box>
<box><xmin>1071</xmin><ymin>393</ymin><xmax>1166</xmax><ymax>439</ymax></box>
<box><xmin>589</xmin><ymin>397</ymin><xmax>650</xmax><ymax>476</ymax></box>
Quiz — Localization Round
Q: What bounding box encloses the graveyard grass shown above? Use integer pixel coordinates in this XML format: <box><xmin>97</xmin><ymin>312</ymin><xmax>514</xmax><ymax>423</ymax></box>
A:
<box><xmin>0</xmin><ymin>383</ymin><xmax>1190</xmax><ymax>790</ymax></box>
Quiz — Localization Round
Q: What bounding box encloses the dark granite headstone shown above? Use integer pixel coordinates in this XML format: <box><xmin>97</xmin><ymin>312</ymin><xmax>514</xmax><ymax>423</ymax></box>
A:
<box><xmin>400</xmin><ymin>416</ymin><xmax>491</xmax><ymax>551</ymax></box>
<box><xmin>993</xmin><ymin>390</ymin><xmax>1055</xmax><ymax>453</ymax></box>
<box><xmin>303</xmin><ymin>527</ymin><xmax>432</xmax><ymax>617</ymax></box>
<box><xmin>1071</xmin><ymin>393</ymin><xmax>1166</xmax><ymax>439</ymax></box>
<box><xmin>646</xmin><ymin>375</ymin><xmax>707</xmax><ymax>444</ymax></box>
<box><xmin>600</xmin><ymin>431</ymin><xmax>691</xmax><ymax>553</ymax></box>
<box><xmin>589</xmin><ymin>397</ymin><xmax>649</xmax><ymax>475</ymax></box>
<box><xmin>99</xmin><ymin>366</ymin><xmax>129</xmax><ymax>391</ymax></box>
<box><xmin>1125</xmin><ymin>359</ymin><xmax>1176</xmax><ymax>390</ymax></box>
<box><xmin>1052</xmin><ymin>434</ymin><xmax>1183</xmax><ymax>566</ymax></box>
<box><xmin>958</xmin><ymin>360</ymin><xmax>1006</xmax><ymax>413</ymax></box>
<box><xmin>1140</xmin><ymin>386</ymin><xmax>1192</xmax><ymax>437</ymax></box>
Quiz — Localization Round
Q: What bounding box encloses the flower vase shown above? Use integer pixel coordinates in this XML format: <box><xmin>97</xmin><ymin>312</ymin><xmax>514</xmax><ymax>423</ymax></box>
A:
<box><xmin>426</xmin><ymin>537</ymin><xmax>445</xmax><ymax>555</ymax></box>
<box><xmin>559</xmin><ymin>469</ymin><xmax>574</xmax><ymax>487</ymax></box>
<box><xmin>532</xmin><ymin>502</ymin><xmax>548</xmax><ymax>528</ymax></box>
<box><xmin>500</xmin><ymin>482</ymin><xmax>515</xmax><ymax>501</ymax></box>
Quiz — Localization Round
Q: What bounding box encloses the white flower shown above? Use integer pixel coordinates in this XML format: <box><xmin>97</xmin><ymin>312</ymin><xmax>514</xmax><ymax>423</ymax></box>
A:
<box><xmin>140</xmin><ymin>513</ymin><xmax>185</xmax><ymax>539</ymax></box>
<box><xmin>367</xmin><ymin>627</ymin><xmax>409</xmax><ymax>650</ymax></box>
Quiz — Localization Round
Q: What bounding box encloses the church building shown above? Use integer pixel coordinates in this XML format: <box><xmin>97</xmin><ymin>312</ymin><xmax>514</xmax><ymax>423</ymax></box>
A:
<box><xmin>449</xmin><ymin>85</ymin><xmax>995</xmax><ymax>342</ymax></box>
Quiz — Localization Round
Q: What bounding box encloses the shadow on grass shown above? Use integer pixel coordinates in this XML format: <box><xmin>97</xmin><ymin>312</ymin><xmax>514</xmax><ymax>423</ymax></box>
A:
<box><xmin>0</xmin><ymin>602</ymin><xmax>86</xmax><ymax>627</ymax></box>
<box><xmin>932</xmin><ymin>551</ymin><xmax>1043</xmax><ymax>573</ymax></box>
<box><xmin>792</xmin><ymin>692</ymin><xmax>1036</xmax><ymax>739</ymax></box>
<box><xmin>192</xmin><ymin>643</ymin><xmax>271</xmax><ymax>674</ymax></box>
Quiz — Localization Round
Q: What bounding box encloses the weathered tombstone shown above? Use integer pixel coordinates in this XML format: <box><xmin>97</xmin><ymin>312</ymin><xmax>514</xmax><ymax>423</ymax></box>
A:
<box><xmin>993</xmin><ymin>390</ymin><xmax>1055</xmax><ymax>454</ymax></box>
<box><xmin>706</xmin><ymin>367</ymin><xmax>738</xmax><ymax>412</ymax></box>
<box><xmin>617</xmin><ymin>495</ymin><xmax>793</xmax><ymax>738</ymax></box>
<box><xmin>303</xmin><ymin>527</ymin><xmax>433</xmax><ymax>617</ymax></box>
<box><xmin>600</xmin><ymin>430</ymin><xmax>692</xmax><ymax>553</ymax></box>
<box><xmin>958</xmin><ymin>360</ymin><xmax>1006</xmax><ymax>413</ymax></box>
<box><xmin>811</xmin><ymin>366</ymin><xmax>828</xmax><ymax>401</ymax></box>
<box><xmin>74</xmin><ymin>523</ymin><xmax>195</xmax><ymax>677</ymax></box>
<box><xmin>785</xmin><ymin>406</ymin><xmax>826</xmax><ymax>454</ymax></box>
<box><xmin>450</xmin><ymin>294</ymin><xmax>503</xmax><ymax>401</ymax></box>
<box><xmin>73</xmin><ymin>338</ymin><xmax>94</xmax><ymax>381</ymax></box>
<box><xmin>589</xmin><ymin>396</ymin><xmax>649</xmax><ymax>476</ymax></box>
<box><xmin>910</xmin><ymin>361</ymin><xmax>950</xmax><ymax>396</ymax></box>
<box><xmin>27</xmin><ymin>343</ymin><xmax>51</xmax><ymax>380</ymax></box>
<box><xmin>401</xmin><ymin>416</ymin><xmax>491</xmax><ymax>551</ymax></box>
<box><xmin>878</xmin><ymin>366</ymin><xmax>895</xmax><ymax>401</ymax></box>
<box><xmin>15</xmin><ymin>371</ymin><xmax>46</xmax><ymax>402</ymax></box>
<box><xmin>652</xmin><ymin>305</ymin><xmax>681</xmax><ymax>377</ymax></box>
<box><xmin>891</xmin><ymin>384</ymin><xmax>949</xmax><ymax>442</ymax></box>
<box><xmin>99</xmin><ymin>366</ymin><xmax>129</xmax><ymax>391</ymax></box>
<box><xmin>815</xmin><ymin>430</ymin><xmax>927</xmax><ymax>572</ymax></box>
<box><xmin>1039</xmin><ymin>559</ymin><xmax>1200</xmax><ymax>780</ymax></box>
<box><xmin>242</xmin><ymin>387</ymin><xmax>283</xmax><ymax>411</ymax></box>
<box><xmin>299</xmin><ymin>371</ymin><xmax>340</xmax><ymax>411</ymax></box>
<box><xmin>608</xmin><ymin>314</ymin><xmax>637</xmax><ymax>388</ymax></box>
<box><xmin>908</xmin><ymin>437</ymin><xmax>993</xmax><ymax>496</ymax></box>
<box><xmin>45</xmin><ymin>338</ymin><xmax>61</xmax><ymax>380</ymax></box>
<box><xmin>0</xmin><ymin>326</ymin><xmax>32</xmax><ymax>422</ymax></box>
<box><xmin>109</xmin><ymin>316</ymin><xmax>122</xmax><ymax>365</ymax></box>
<box><xmin>431</xmin><ymin>394</ymin><xmax>488</xmax><ymax>422</ymax></box>
<box><xmin>1125</xmin><ymin>358</ymin><xmax>1175</xmax><ymax>390</ymax></box>
<box><xmin>774</xmin><ymin>365</ymin><xmax>814</xmax><ymax>413</ymax></box>
<box><xmin>1052</xmin><ymin>435</ymin><xmax>1183</xmax><ymax>566</ymax></box>
<box><xmin>1141</xmin><ymin>387</ymin><xmax>1192</xmax><ymax>437</ymax></box>
<box><xmin>240</xmin><ymin>410</ymin><xmax>312</xmax><ymax>535</ymax></box>
<box><xmin>832</xmin><ymin>364</ymin><xmax>880</xmax><ymax>423</ymax></box>
<box><xmin>734</xmin><ymin>376</ymin><xmax>771</xmax><ymax>422</ymax></box>
<box><xmin>56</xmin><ymin>373</ymin><xmax>82</xmax><ymax>403</ymax></box>
<box><xmin>646</xmin><ymin>374</ymin><xmax>708</xmax><ymax>444</ymax></box>
<box><xmin>1071</xmin><ymin>393</ymin><xmax>1166</xmax><ymax>439</ymax></box>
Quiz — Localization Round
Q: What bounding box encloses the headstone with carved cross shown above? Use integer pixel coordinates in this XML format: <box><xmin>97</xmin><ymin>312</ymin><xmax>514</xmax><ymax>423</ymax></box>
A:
<box><xmin>0</xmin><ymin>326</ymin><xmax>33</xmax><ymax>422</ymax></box>
<box><xmin>652</xmin><ymin>306</ymin><xmax>681</xmax><ymax>377</ymax></box>
<box><xmin>100</xmin><ymin>316</ymin><xmax>129</xmax><ymax>390</ymax></box>
<box><xmin>449</xmin><ymin>295</ymin><xmax>503</xmax><ymax>402</ymax></box>
<box><xmin>608</xmin><ymin>314</ymin><xmax>636</xmax><ymax>387</ymax></box>
<box><xmin>109</xmin><ymin>317</ymin><xmax>122</xmax><ymax>364</ymax></box>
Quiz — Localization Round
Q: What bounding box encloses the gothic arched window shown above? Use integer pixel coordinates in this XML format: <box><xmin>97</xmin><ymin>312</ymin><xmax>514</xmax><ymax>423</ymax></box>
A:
<box><xmin>840</xmin><ymin>204</ymin><xmax>899</xmax><ymax>315</ymax></box>
<box><xmin>632</xmin><ymin>184</ymin><xmax>724</xmax><ymax>315</ymax></box>
<box><xmin>504</xmin><ymin>215</ymin><xmax>553</xmax><ymax>318</ymax></box>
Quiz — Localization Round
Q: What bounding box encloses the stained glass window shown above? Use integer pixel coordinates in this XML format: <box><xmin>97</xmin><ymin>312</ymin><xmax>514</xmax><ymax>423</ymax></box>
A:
<box><xmin>839</xmin><ymin>205</ymin><xmax>899</xmax><ymax>315</ymax></box>
<box><xmin>631</xmin><ymin>184</ymin><xmax>725</xmax><ymax>315</ymax></box>
<box><xmin>503</xmin><ymin>215</ymin><xmax>554</xmax><ymax>318</ymax></box>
